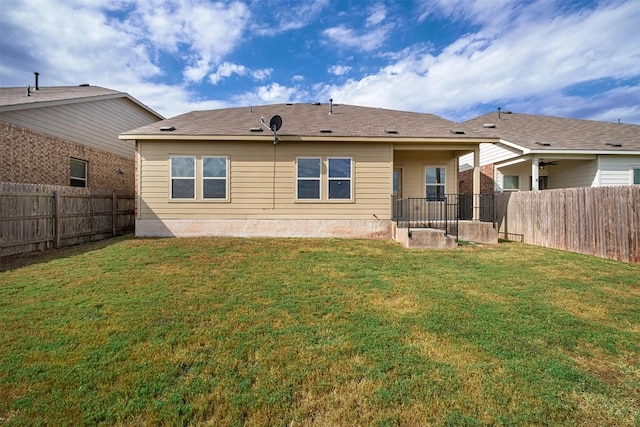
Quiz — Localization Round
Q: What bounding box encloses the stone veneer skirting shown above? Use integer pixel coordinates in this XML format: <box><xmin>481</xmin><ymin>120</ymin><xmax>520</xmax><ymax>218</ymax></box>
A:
<box><xmin>136</xmin><ymin>219</ymin><xmax>393</xmax><ymax>239</ymax></box>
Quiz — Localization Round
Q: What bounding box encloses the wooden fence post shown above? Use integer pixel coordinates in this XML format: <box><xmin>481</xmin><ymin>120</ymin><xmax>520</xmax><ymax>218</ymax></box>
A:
<box><xmin>53</xmin><ymin>191</ymin><xmax>61</xmax><ymax>249</ymax></box>
<box><xmin>112</xmin><ymin>193</ymin><xmax>118</xmax><ymax>237</ymax></box>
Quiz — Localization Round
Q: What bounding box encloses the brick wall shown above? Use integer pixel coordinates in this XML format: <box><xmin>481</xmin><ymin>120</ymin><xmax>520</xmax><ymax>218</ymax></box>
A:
<box><xmin>458</xmin><ymin>164</ymin><xmax>495</xmax><ymax>194</ymax></box>
<box><xmin>1</xmin><ymin>121</ymin><xmax>134</xmax><ymax>193</ymax></box>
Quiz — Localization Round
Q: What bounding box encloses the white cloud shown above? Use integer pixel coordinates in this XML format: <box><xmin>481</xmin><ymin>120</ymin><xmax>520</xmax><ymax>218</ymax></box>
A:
<box><xmin>327</xmin><ymin>1</ymin><xmax>640</xmax><ymax>123</ymax></box>
<box><xmin>328</xmin><ymin>65</ymin><xmax>352</xmax><ymax>76</ymax></box>
<box><xmin>322</xmin><ymin>25</ymin><xmax>391</xmax><ymax>52</ymax></box>
<box><xmin>208</xmin><ymin>62</ymin><xmax>272</xmax><ymax>85</ymax></box>
<box><xmin>129</xmin><ymin>0</ymin><xmax>250</xmax><ymax>83</ymax></box>
<box><xmin>232</xmin><ymin>82</ymin><xmax>301</xmax><ymax>106</ymax></box>
<box><xmin>292</xmin><ymin>75</ymin><xmax>305</xmax><ymax>82</ymax></box>
<box><xmin>366</xmin><ymin>3</ymin><xmax>386</xmax><ymax>26</ymax></box>
<box><xmin>253</xmin><ymin>0</ymin><xmax>330</xmax><ymax>35</ymax></box>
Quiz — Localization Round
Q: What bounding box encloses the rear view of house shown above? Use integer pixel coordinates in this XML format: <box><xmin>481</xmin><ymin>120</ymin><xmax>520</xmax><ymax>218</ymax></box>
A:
<box><xmin>1</xmin><ymin>75</ymin><xmax>163</xmax><ymax>193</ymax></box>
<box><xmin>120</xmin><ymin>103</ymin><xmax>498</xmax><ymax>246</ymax></box>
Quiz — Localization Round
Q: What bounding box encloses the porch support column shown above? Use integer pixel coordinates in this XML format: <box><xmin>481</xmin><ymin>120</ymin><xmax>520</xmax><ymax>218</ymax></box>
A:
<box><xmin>473</xmin><ymin>148</ymin><xmax>480</xmax><ymax>221</ymax></box>
<box><xmin>531</xmin><ymin>157</ymin><xmax>539</xmax><ymax>190</ymax></box>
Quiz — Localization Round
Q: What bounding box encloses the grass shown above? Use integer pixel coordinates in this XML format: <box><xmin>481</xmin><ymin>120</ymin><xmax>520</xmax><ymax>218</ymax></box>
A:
<box><xmin>0</xmin><ymin>236</ymin><xmax>638</xmax><ymax>426</ymax></box>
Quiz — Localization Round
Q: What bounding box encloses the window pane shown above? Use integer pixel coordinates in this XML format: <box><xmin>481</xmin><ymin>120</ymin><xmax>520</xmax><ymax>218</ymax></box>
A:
<box><xmin>426</xmin><ymin>185</ymin><xmax>445</xmax><ymax>201</ymax></box>
<box><xmin>298</xmin><ymin>180</ymin><xmax>320</xmax><ymax>199</ymax></box>
<box><xmin>70</xmin><ymin>159</ymin><xmax>86</xmax><ymax>179</ymax></box>
<box><xmin>171</xmin><ymin>157</ymin><xmax>194</xmax><ymax>177</ymax></box>
<box><xmin>634</xmin><ymin>169</ymin><xmax>640</xmax><ymax>184</ymax></box>
<box><xmin>204</xmin><ymin>179</ymin><xmax>226</xmax><ymax>199</ymax></box>
<box><xmin>172</xmin><ymin>179</ymin><xmax>194</xmax><ymax>198</ymax></box>
<box><xmin>204</xmin><ymin>157</ymin><xmax>226</xmax><ymax>178</ymax></box>
<box><xmin>393</xmin><ymin>170</ymin><xmax>399</xmax><ymax>195</ymax></box>
<box><xmin>70</xmin><ymin>178</ymin><xmax>86</xmax><ymax>188</ymax></box>
<box><xmin>329</xmin><ymin>180</ymin><xmax>350</xmax><ymax>199</ymax></box>
<box><xmin>504</xmin><ymin>175</ymin><xmax>519</xmax><ymax>190</ymax></box>
<box><xmin>298</xmin><ymin>158</ymin><xmax>320</xmax><ymax>178</ymax></box>
<box><xmin>426</xmin><ymin>167</ymin><xmax>444</xmax><ymax>184</ymax></box>
<box><xmin>328</xmin><ymin>158</ymin><xmax>351</xmax><ymax>178</ymax></box>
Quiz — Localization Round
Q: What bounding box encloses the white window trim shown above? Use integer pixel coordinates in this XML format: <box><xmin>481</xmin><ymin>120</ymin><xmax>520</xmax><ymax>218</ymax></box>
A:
<box><xmin>327</xmin><ymin>157</ymin><xmax>353</xmax><ymax>201</ymax></box>
<box><xmin>70</xmin><ymin>158</ymin><xmax>88</xmax><ymax>188</ymax></box>
<box><xmin>296</xmin><ymin>157</ymin><xmax>322</xmax><ymax>201</ymax></box>
<box><xmin>170</xmin><ymin>156</ymin><xmax>196</xmax><ymax>200</ymax></box>
<box><xmin>202</xmin><ymin>156</ymin><xmax>230</xmax><ymax>201</ymax></box>
<box><xmin>424</xmin><ymin>165</ymin><xmax>446</xmax><ymax>200</ymax></box>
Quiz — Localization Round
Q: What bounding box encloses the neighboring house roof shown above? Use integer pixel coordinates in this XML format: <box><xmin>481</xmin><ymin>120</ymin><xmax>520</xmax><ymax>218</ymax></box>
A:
<box><xmin>121</xmin><ymin>103</ymin><xmax>494</xmax><ymax>141</ymax></box>
<box><xmin>462</xmin><ymin>111</ymin><xmax>640</xmax><ymax>154</ymax></box>
<box><xmin>0</xmin><ymin>85</ymin><xmax>163</xmax><ymax>119</ymax></box>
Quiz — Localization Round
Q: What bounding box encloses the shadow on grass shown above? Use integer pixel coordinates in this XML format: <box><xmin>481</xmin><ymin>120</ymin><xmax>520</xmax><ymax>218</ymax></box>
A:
<box><xmin>0</xmin><ymin>234</ymin><xmax>135</xmax><ymax>272</ymax></box>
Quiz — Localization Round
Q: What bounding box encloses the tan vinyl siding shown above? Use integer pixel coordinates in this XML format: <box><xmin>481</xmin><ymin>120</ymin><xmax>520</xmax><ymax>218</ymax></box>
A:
<box><xmin>139</xmin><ymin>140</ymin><xmax>393</xmax><ymax>220</ymax></box>
<box><xmin>393</xmin><ymin>150</ymin><xmax>458</xmax><ymax>198</ymax></box>
<box><xmin>0</xmin><ymin>97</ymin><xmax>159</xmax><ymax>158</ymax></box>
<box><xmin>548</xmin><ymin>159</ymin><xmax>597</xmax><ymax>189</ymax></box>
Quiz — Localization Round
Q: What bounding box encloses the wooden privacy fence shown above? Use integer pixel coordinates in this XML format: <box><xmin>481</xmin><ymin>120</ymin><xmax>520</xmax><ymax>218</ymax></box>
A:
<box><xmin>494</xmin><ymin>186</ymin><xmax>640</xmax><ymax>264</ymax></box>
<box><xmin>0</xmin><ymin>183</ymin><xmax>134</xmax><ymax>258</ymax></box>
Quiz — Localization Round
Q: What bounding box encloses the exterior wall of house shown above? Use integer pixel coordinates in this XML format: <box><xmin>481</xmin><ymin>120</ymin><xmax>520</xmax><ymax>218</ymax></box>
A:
<box><xmin>392</xmin><ymin>150</ymin><xmax>458</xmax><ymax>197</ymax></box>
<box><xmin>458</xmin><ymin>142</ymin><xmax>520</xmax><ymax>171</ymax></box>
<box><xmin>546</xmin><ymin>159</ymin><xmax>597</xmax><ymax>189</ymax></box>
<box><xmin>138</xmin><ymin>140</ymin><xmax>393</xmax><ymax>221</ymax></box>
<box><xmin>1</xmin><ymin>120</ymin><xmax>134</xmax><ymax>193</ymax></box>
<box><xmin>458</xmin><ymin>164</ymin><xmax>495</xmax><ymax>194</ymax></box>
<box><xmin>0</xmin><ymin>97</ymin><xmax>158</xmax><ymax>159</ymax></box>
<box><xmin>597</xmin><ymin>155</ymin><xmax>640</xmax><ymax>186</ymax></box>
<box><xmin>495</xmin><ymin>162</ymin><xmax>540</xmax><ymax>191</ymax></box>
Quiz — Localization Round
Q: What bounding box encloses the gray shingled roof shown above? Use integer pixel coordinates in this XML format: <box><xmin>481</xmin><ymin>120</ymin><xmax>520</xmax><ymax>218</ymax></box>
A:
<box><xmin>122</xmin><ymin>103</ymin><xmax>484</xmax><ymax>139</ymax></box>
<box><xmin>0</xmin><ymin>85</ymin><xmax>163</xmax><ymax>118</ymax></box>
<box><xmin>462</xmin><ymin>111</ymin><xmax>640</xmax><ymax>151</ymax></box>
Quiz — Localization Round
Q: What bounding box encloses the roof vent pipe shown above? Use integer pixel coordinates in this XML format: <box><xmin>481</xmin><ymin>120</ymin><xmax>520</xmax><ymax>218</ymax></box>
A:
<box><xmin>498</xmin><ymin>107</ymin><xmax>501</xmax><ymax>120</ymax></box>
<box><xmin>329</xmin><ymin>98</ymin><xmax>333</xmax><ymax>114</ymax></box>
<box><xmin>34</xmin><ymin>72</ymin><xmax>39</xmax><ymax>90</ymax></box>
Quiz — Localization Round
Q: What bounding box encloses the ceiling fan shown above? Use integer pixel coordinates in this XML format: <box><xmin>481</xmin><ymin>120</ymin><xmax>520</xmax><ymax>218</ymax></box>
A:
<box><xmin>538</xmin><ymin>160</ymin><xmax>558</xmax><ymax>167</ymax></box>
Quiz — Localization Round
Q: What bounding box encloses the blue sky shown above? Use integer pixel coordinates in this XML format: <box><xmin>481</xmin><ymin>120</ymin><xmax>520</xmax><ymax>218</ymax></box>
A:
<box><xmin>1</xmin><ymin>0</ymin><xmax>639</xmax><ymax>124</ymax></box>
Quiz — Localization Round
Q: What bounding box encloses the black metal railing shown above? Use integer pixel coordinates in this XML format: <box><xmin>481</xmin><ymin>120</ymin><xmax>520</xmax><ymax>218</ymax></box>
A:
<box><xmin>392</xmin><ymin>193</ymin><xmax>495</xmax><ymax>239</ymax></box>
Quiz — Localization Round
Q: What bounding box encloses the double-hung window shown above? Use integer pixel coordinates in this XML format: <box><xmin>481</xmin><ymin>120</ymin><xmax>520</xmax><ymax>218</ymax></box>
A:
<box><xmin>170</xmin><ymin>156</ymin><xmax>195</xmax><ymax>199</ymax></box>
<box><xmin>203</xmin><ymin>156</ymin><xmax>228</xmax><ymax>199</ymax></box>
<box><xmin>328</xmin><ymin>158</ymin><xmax>352</xmax><ymax>200</ymax></box>
<box><xmin>633</xmin><ymin>168</ymin><xmax>640</xmax><ymax>185</ymax></box>
<box><xmin>70</xmin><ymin>158</ymin><xmax>88</xmax><ymax>187</ymax></box>
<box><xmin>503</xmin><ymin>175</ymin><xmax>520</xmax><ymax>191</ymax></box>
<box><xmin>297</xmin><ymin>157</ymin><xmax>321</xmax><ymax>200</ymax></box>
<box><xmin>425</xmin><ymin>167</ymin><xmax>445</xmax><ymax>200</ymax></box>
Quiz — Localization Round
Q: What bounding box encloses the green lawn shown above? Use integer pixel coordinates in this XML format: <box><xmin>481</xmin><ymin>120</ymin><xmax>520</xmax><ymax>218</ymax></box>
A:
<box><xmin>1</xmin><ymin>236</ymin><xmax>638</xmax><ymax>426</ymax></box>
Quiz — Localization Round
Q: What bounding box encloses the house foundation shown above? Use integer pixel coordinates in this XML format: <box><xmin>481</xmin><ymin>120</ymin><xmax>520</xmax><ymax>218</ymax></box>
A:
<box><xmin>135</xmin><ymin>219</ymin><xmax>393</xmax><ymax>239</ymax></box>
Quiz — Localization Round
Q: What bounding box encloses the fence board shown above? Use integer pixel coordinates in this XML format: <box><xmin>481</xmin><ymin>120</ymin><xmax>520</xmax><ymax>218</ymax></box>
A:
<box><xmin>1</xmin><ymin>182</ymin><xmax>134</xmax><ymax>257</ymax></box>
<box><xmin>495</xmin><ymin>186</ymin><xmax>640</xmax><ymax>263</ymax></box>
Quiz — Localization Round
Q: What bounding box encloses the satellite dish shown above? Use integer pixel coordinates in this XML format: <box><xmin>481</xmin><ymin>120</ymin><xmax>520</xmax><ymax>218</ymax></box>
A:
<box><xmin>269</xmin><ymin>115</ymin><xmax>282</xmax><ymax>132</ymax></box>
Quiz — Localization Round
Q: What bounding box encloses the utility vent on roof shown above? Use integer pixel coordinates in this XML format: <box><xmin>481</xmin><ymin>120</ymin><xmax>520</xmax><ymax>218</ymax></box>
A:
<box><xmin>450</xmin><ymin>129</ymin><xmax>465</xmax><ymax>134</ymax></box>
<box><xmin>160</xmin><ymin>126</ymin><xmax>175</xmax><ymax>132</ymax></box>
<box><xmin>78</xmin><ymin>83</ymin><xmax>90</xmax><ymax>87</ymax></box>
<box><xmin>286</xmin><ymin>103</ymin><xmax>293</xmax><ymax>105</ymax></box>
<box><xmin>313</xmin><ymin>102</ymin><xmax>321</xmax><ymax>106</ymax></box>
<box><xmin>483</xmin><ymin>123</ymin><xmax>496</xmax><ymax>128</ymax></box>
<box><xmin>605</xmin><ymin>142</ymin><xmax>622</xmax><ymax>147</ymax></box>
<box><xmin>320</xmin><ymin>129</ymin><xmax>332</xmax><ymax>133</ymax></box>
<box><xmin>250</xmin><ymin>127</ymin><xmax>263</xmax><ymax>132</ymax></box>
<box><xmin>385</xmin><ymin>129</ymin><xmax>398</xmax><ymax>134</ymax></box>
<box><xmin>535</xmin><ymin>142</ymin><xmax>552</xmax><ymax>146</ymax></box>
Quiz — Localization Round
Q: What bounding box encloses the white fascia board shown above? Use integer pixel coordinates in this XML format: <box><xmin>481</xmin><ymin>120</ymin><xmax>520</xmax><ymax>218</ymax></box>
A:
<box><xmin>495</xmin><ymin>157</ymin><xmax>530</xmax><ymax>168</ymax></box>
<box><xmin>496</xmin><ymin>139</ymin><xmax>528</xmax><ymax>154</ymax></box>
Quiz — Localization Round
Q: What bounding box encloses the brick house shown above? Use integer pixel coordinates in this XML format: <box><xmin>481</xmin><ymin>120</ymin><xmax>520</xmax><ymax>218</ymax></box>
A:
<box><xmin>1</xmin><ymin>80</ymin><xmax>163</xmax><ymax>193</ymax></box>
